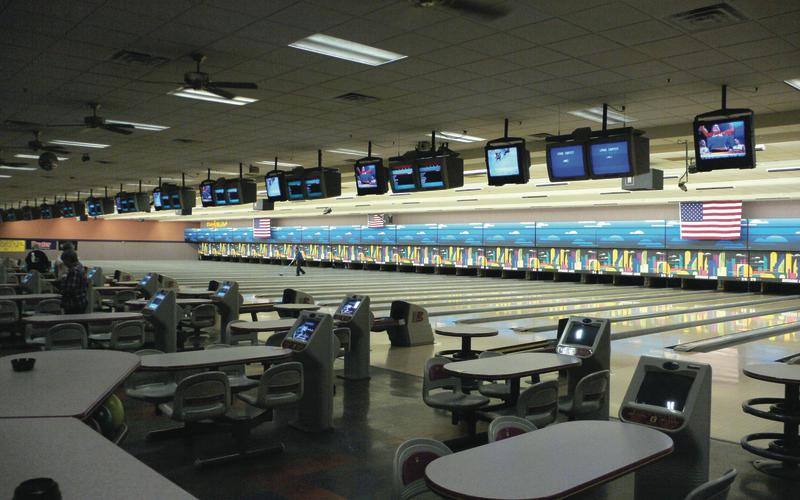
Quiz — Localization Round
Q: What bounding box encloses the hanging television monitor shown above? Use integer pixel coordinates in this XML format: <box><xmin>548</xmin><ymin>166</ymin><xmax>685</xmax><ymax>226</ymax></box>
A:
<box><xmin>60</xmin><ymin>200</ymin><xmax>86</xmax><ymax>218</ymax></box>
<box><xmin>287</xmin><ymin>174</ymin><xmax>305</xmax><ymax>201</ymax></box>
<box><xmin>389</xmin><ymin>162</ymin><xmax>418</xmax><ymax>193</ymax></box>
<box><xmin>304</xmin><ymin>167</ymin><xmax>342</xmax><ymax>199</ymax></box>
<box><xmin>693</xmin><ymin>108</ymin><xmax>755</xmax><ymax>171</ymax></box>
<box><xmin>417</xmin><ymin>155</ymin><xmax>464</xmax><ymax>191</ymax></box>
<box><xmin>87</xmin><ymin>197</ymin><xmax>114</xmax><ymax>216</ymax></box>
<box><xmin>485</xmin><ymin>137</ymin><xmax>531</xmax><ymax>185</ymax></box>
<box><xmin>546</xmin><ymin>142</ymin><xmax>590</xmax><ymax>181</ymax></box>
<box><xmin>21</xmin><ymin>205</ymin><xmax>41</xmax><ymax>220</ymax></box>
<box><xmin>354</xmin><ymin>158</ymin><xmax>389</xmax><ymax>196</ymax></box>
<box><xmin>265</xmin><ymin>171</ymin><xmax>288</xmax><ymax>201</ymax></box>
<box><xmin>40</xmin><ymin>203</ymin><xmax>56</xmax><ymax>220</ymax></box>
<box><xmin>588</xmin><ymin>132</ymin><xmax>650</xmax><ymax>179</ymax></box>
<box><xmin>179</xmin><ymin>187</ymin><xmax>196</xmax><ymax>210</ymax></box>
<box><xmin>199</xmin><ymin>180</ymin><xmax>214</xmax><ymax>207</ymax></box>
<box><xmin>152</xmin><ymin>188</ymin><xmax>164</xmax><ymax>211</ymax></box>
<box><xmin>212</xmin><ymin>178</ymin><xmax>228</xmax><ymax>206</ymax></box>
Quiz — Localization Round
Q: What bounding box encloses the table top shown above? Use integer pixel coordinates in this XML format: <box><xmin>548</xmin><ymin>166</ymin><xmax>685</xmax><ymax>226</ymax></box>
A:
<box><xmin>0</xmin><ymin>418</ymin><xmax>195</xmax><ymax>499</ymax></box>
<box><xmin>0</xmin><ymin>350</ymin><xmax>140</xmax><ymax>419</ymax></box>
<box><xmin>425</xmin><ymin>420</ymin><xmax>673</xmax><ymax>500</ymax></box>
<box><xmin>240</xmin><ymin>301</ymin><xmax>278</xmax><ymax>311</ymax></box>
<box><xmin>114</xmin><ymin>280</ymin><xmax>140</xmax><ymax>286</ymax></box>
<box><xmin>126</xmin><ymin>298</ymin><xmax>212</xmax><ymax>307</ymax></box>
<box><xmin>273</xmin><ymin>303</ymin><xmax>320</xmax><ymax>311</ymax></box>
<box><xmin>139</xmin><ymin>346</ymin><xmax>292</xmax><ymax>371</ymax></box>
<box><xmin>435</xmin><ymin>325</ymin><xmax>498</xmax><ymax>338</ymax></box>
<box><xmin>0</xmin><ymin>293</ymin><xmax>61</xmax><ymax>302</ymax></box>
<box><xmin>444</xmin><ymin>353</ymin><xmax>581</xmax><ymax>380</ymax></box>
<box><xmin>22</xmin><ymin>311</ymin><xmax>143</xmax><ymax>325</ymax></box>
<box><xmin>744</xmin><ymin>362</ymin><xmax>800</xmax><ymax>384</ymax></box>
<box><xmin>177</xmin><ymin>288</ymin><xmax>213</xmax><ymax>298</ymax></box>
<box><xmin>229</xmin><ymin>319</ymin><xmax>296</xmax><ymax>333</ymax></box>
<box><xmin>96</xmin><ymin>286</ymin><xmax>142</xmax><ymax>294</ymax></box>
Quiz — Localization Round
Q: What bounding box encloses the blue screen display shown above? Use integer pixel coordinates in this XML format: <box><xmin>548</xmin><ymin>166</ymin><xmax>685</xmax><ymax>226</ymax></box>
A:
<box><xmin>214</xmin><ymin>187</ymin><xmax>227</xmax><ymax>205</ymax></box>
<box><xmin>171</xmin><ymin>193</ymin><xmax>181</xmax><ymax>209</ymax></box>
<box><xmin>291</xmin><ymin>319</ymin><xmax>319</xmax><ymax>342</ymax></box>
<box><xmin>419</xmin><ymin>163</ymin><xmax>445</xmax><ymax>189</ymax></box>
<box><xmin>266</xmin><ymin>176</ymin><xmax>283</xmax><ymax>199</ymax></box>
<box><xmin>201</xmin><ymin>184</ymin><xmax>213</xmax><ymax>205</ymax></box>
<box><xmin>487</xmin><ymin>146</ymin><xmax>521</xmax><ymax>177</ymax></box>
<box><xmin>287</xmin><ymin>180</ymin><xmax>305</xmax><ymax>200</ymax></box>
<box><xmin>390</xmin><ymin>165</ymin><xmax>416</xmax><ymax>191</ymax></box>
<box><xmin>305</xmin><ymin>176</ymin><xmax>323</xmax><ymax>198</ymax></box>
<box><xmin>147</xmin><ymin>292</ymin><xmax>165</xmax><ymax>310</ymax></box>
<box><xmin>153</xmin><ymin>191</ymin><xmax>163</xmax><ymax>209</ymax></box>
<box><xmin>227</xmin><ymin>187</ymin><xmax>240</xmax><ymax>204</ymax></box>
<box><xmin>590</xmin><ymin>140</ymin><xmax>631</xmax><ymax>176</ymax></box>
<box><xmin>548</xmin><ymin>145</ymin><xmax>586</xmax><ymax>179</ymax></box>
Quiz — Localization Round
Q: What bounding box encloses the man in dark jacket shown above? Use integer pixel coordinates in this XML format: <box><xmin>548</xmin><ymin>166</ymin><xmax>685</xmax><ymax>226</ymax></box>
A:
<box><xmin>294</xmin><ymin>247</ymin><xmax>306</xmax><ymax>276</ymax></box>
<box><xmin>58</xmin><ymin>250</ymin><xmax>88</xmax><ymax>314</ymax></box>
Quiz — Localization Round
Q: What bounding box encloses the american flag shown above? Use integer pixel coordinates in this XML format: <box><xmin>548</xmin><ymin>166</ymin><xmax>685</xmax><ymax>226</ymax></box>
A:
<box><xmin>253</xmin><ymin>218</ymin><xmax>272</xmax><ymax>238</ymax></box>
<box><xmin>679</xmin><ymin>201</ymin><xmax>742</xmax><ymax>240</ymax></box>
<box><xmin>367</xmin><ymin>214</ymin><xmax>386</xmax><ymax>228</ymax></box>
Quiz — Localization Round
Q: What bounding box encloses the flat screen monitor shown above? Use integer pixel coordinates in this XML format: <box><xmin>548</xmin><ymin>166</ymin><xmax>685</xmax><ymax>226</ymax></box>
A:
<box><xmin>291</xmin><ymin>318</ymin><xmax>319</xmax><ymax>343</ymax></box>
<box><xmin>87</xmin><ymin>198</ymin><xmax>101</xmax><ymax>216</ymax></box>
<box><xmin>153</xmin><ymin>189</ymin><xmax>163</xmax><ymax>210</ymax></box>
<box><xmin>389</xmin><ymin>163</ymin><xmax>417</xmax><ymax>192</ymax></box>
<box><xmin>147</xmin><ymin>292</ymin><xmax>166</xmax><ymax>311</ymax></box>
<box><xmin>287</xmin><ymin>177</ymin><xmax>305</xmax><ymax>200</ymax></box>
<box><xmin>693</xmin><ymin>110</ymin><xmax>755</xmax><ymax>171</ymax></box>
<box><xmin>354</xmin><ymin>159</ymin><xmax>388</xmax><ymax>196</ymax></box>
<box><xmin>200</xmin><ymin>181</ymin><xmax>214</xmax><ymax>207</ymax></box>
<box><xmin>589</xmin><ymin>139</ymin><xmax>633</xmax><ymax>178</ymax></box>
<box><xmin>226</xmin><ymin>179</ymin><xmax>242</xmax><ymax>204</ymax></box>
<box><xmin>305</xmin><ymin>174</ymin><xmax>324</xmax><ymax>199</ymax></box>
<box><xmin>213</xmin><ymin>180</ymin><xmax>227</xmax><ymax>206</ymax></box>
<box><xmin>337</xmin><ymin>297</ymin><xmax>362</xmax><ymax>317</ymax></box>
<box><xmin>546</xmin><ymin>143</ymin><xmax>589</xmax><ymax>181</ymax></box>
<box><xmin>265</xmin><ymin>172</ymin><xmax>286</xmax><ymax>201</ymax></box>
<box><xmin>215</xmin><ymin>284</ymin><xmax>230</xmax><ymax>297</ymax></box>
<box><xmin>171</xmin><ymin>193</ymin><xmax>181</xmax><ymax>209</ymax></box>
<box><xmin>485</xmin><ymin>140</ymin><xmax>530</xmax><ymax>185</ymax></box>
<box><xmin>635</xmin><ymin>371</ymin><xmax>694</xmax><ymax>412</ymax></box>
<box><xmin>40</xmin><ymin>204</ymin><xmax>54</xmax><ymax>219</ymax></box>
<box><xmin>418</xmin><ymin>161</ymin><xmax>445</xmax><ymax>190</ymax></box>
<box><xmin>561</xmin><ymin>322</ymin><xmax>600</xmax><ymax>347</ymax></box>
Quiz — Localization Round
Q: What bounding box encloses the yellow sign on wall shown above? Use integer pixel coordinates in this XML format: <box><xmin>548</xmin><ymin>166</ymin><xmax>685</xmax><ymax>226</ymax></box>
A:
<box><xmin>0</xmin><ymin>239</ymin><xmax>26</xmax><ymax>252</ymax></box>
<box><xmin>206</xmin><ymin>221</ymin><xmax>228</xmax><ymax>228</ymax></box>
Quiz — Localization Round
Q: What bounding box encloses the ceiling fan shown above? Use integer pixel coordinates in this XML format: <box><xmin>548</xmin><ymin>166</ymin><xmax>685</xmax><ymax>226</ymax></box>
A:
<box><xmin>4</xmin><ymin>103</ymin><xmax>135</xmax><ymax>135</ymax></box>
<box><xmin>144</xmin><ymin>53</ymin><xmax>258</xmax><ymax>100</ymax></box>
<box><xmin>412</xmin><ymin>0</ymin><xmax>510</xmax><ymax>19</ymax></box>
<box><xmin>25</xmin><ymin>130</ymin><xmax>71</xmax><ymax>155</ymax></box>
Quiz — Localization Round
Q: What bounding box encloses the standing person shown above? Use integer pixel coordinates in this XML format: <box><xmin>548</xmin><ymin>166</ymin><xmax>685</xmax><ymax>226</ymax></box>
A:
<box><xmin>58</xmin><ymin>250</ymin><xmax>88</xmax><ymax>314</ymax></box>
<box><xmin>294</xmin><ymin>247</ymin><xmax>306</xmax><ymax>276</ymax></box>
<box><xmin>54</xmin><ymin>242</ymin><xmax>74</xmax><ymax>278</ymax></box>
<box><xmin>25</xmin><ymin>244</ymin><xmax>51</xmax><ymax>274</ymax></box>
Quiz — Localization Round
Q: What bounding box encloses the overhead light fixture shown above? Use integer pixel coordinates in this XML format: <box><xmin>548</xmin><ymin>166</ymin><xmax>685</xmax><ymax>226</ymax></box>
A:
<box><xmin>327</xmin><ymin>148</ymin><xmax>369</xmax><ymax>156</ymax></box>
<box><xmin>0</xmin><ymin>165</ymin><xmax>37</xmax><ymax>171</ymax></box>
<box><xmin>49</xmin><ymin>139</ymin><xmax>110</xmax><ymax>149</ymax></box>
<box><xmin>696</xmin><ymin>186</ymin><xmax>735</xmax><ymax>190</ymax></box>
<box><xmin>209</xmin><ymin>170</ymin><xmax>241</xmax><ymax>176</ymax></box>
<box><xmin>126</xmin><ymin>182</ymin><xmax>159</xmax><ymax>187</ymax></box>
<box><xmin>536</xmin><ymin>182</ymin><xmax>569</xmax><ymax>187</ymax></box>
<box><xmin>785</xmin><ymin>79</ymin><xmax>800</xmax><ymax>91</ymax></box>
<box><xmin>255</xmin><ymin>160</ymin><xmax>302</xmax><ymax>167</ymax></box>
<box><xmin>0</xmin><ymin>174</ymin><xmax>11</xmax><ymax>178</ymax></box>
<box><xmin>767</xmin><ymin>166</ymin><xmax>800</xmax><ymax>173</ymax></box>
<box><xmin>168</xmin><ymin>88</ymin><xmax>258</xmax><ymax>106</ymax></box>
<box><xmin>568</xmin><ymin>107</ymin><xmax>636</xmax><ymax>124</ymax></box>
<box><xmin>105</xmin><ymin>120</ymin><xmax>169</xmax><ymax>131</ymax></box>
<box><xmin>755</xmin><ymin>144</ymin><xmax>766</xmax><ymax>151</ymax></box>
<box><xmin>437</xmin><ymin>131</ymin><xmax>485</xmax><ymax>143</ymax></box>
<box><xmin>15</xmin><ymin>154</ymin><xmax>69</xmax><ymax>161</ymax></box>
<box><xmin>289</xmin><ymin>33</ymin><xmax>406</xmax><ymax>66</ymax></box>
<box><xmin>463</xmin><ymin>169</ymin><xmax>485</xmax><ymax>176</ymax></box>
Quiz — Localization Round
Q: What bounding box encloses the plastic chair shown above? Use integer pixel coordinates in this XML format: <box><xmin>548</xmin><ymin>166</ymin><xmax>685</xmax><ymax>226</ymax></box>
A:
<box><xmin>0</xmin><ymin>299</ymin><xmax>19</xmax><ymax>338</ymax></box>
<box><xmin>222</xmin><ymin>319</ymin><xmax>258</xmax><ymax>346</ymax></box>
<box><xmin>0</xmin><ymin>285</ymin><xmax>15</xmax><ymax>295</ymax></box>
<box><xmin>44</xmin><ymin>322</ymin><xmax>87</xmax><ymax>350</ymax></box>
<box><xmin>266</xmin><ymin>331</ymin><xmax>288</xmax><ymax>347</ymax></box>
<box><xmin>205</xmin><ymin>344</ymin><xmax>259</xmax><ymax>392</ymax></box>
<box><xmin>238</xmin><ymin>361</ymin><xmax>304</xmax><ymax>409</ymax></box>
<box><xmin>24</xmin><ymin>300</ymin><xmax>61</xmax><ymax>345</ymax></box>
<box><xmin>111</xmin><ymin>289</ymin><xmax>138</xmax><ymax>312</ymax></box>
<box><xmin>35</xmin><ymin>299</ymin><xmax>62</xmax><ymax>314</ymax></box>
<box><xmin>125</xmin><ymin>349</ymin><xmax>178</xmax><ymax>414</ymax></box>
<box><xmin>684</xmin><ymin>468</ymin><xmax>737</xmax><ymax>500</ymax></box>
<box><xmin>184</xmin><ymin>303</ymin><xmax>217</xmax><ymax>345</ymax></box>
<box><xmin>392</xmin><ymin>438</ymin><xmax>452</xmax><ymax>500</ymax></box>
<box><xmin>558</xmin><ymin>370</ymin><xmax>610</xmax><ymax>421</ymax></box>
<box><xmin>477</xmin><ymin>351</ymin><xmax>512</xmax><ymax>401</ymax></box>
<box><xmin>422</xmin><ymin>357</ymin><xmax>489</xmax><ymax>434</ymax></box>
<box><xmin>91</xmin><ymin>320</ymin><xmax>146</xmax><ymax>351</ymax></box>
<box><xmin>488</xmin><ymin>415</ymin><xmax>537</xmax><ymax>443</ymax></box>
<box><xmin>158</xmin><ymin>371</ymin><xmax>230</xmax><ymax>423</ymax></box>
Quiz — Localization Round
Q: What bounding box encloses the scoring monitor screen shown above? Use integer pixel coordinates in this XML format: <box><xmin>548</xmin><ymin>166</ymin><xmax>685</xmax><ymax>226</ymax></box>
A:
<box><xmin>227</xmin><ymin>187</ymin><xmax>241</xmax><ymax>204</ymax></box>
<box><xmin>266</xmin><ymin>176</ymin><xmax>283</xmax><ymax>199</ymax></box>
<box><xmin>418</xmin><ymin>162</ymin><xmax>445</xmax><ymax>190</ymax></box>
<box><xmin>200</xmin><ymin>183</ymin><xmax>213</xmax><ymax>206</ymax></box>
<box><xmin>696</xmin><ymin>119</ymin><xmax>747</xmax><ymax>160</ymax></box>
<box><xmin>590</xmin><ymin>140</ymin><xmax>631</xmax><ymax>177</ymax></box>
<box><xmin>487</xmin><ymin>146</ymin><xmax>521</xmax><ymax>177</ymax></box>
<box><xmin>635</xmin><ymin>371</ymin><xmax>694</xmax><ymax>412</ymax></box>
<box><xmin>214</xmin><ymin>186</ymin><xmax>227</xmax><ymax>205</ymax></box>
<box><xmin>390</xmin><ymin>164</ymin><xmax>416</xmax><ymax>191</ymax></box>
<box><xmin>215</xmin><ymin>284</ymin><xmax>230</xmax><ymax>297</ymax></box>
<box><xmin>153</xmin><ymin>191</ymin><xmax>163</xmax><ymax>209</ymax></box>
<box><xmin>287</xmin><ymin>179</ymin><xmax>305</xmax><ymax>200</ymax></box>
<box><xmin>305</xmin><ymin>176</ymin><xmax>323</xmax><ymax>198</ymax></box>
<box><xmin>147</xmin><ymin>292</ymin><xmax>166</xmax><ymax>310</ymax></box>
<box><xmin>562</xmin><ymin>322</ymin><xmax>600</xmax><ymax>347</ymax></box>
<box><xmin>291</xmin><ymin>318</ymin><xmax>320</xmax><ymax>343</ymax></box>
<box><xmin>548</xmin><ymin>144</ymin><xmax>587</xmax><ymax>180</ymax></box>
<box><xmin>337</xmin><ymin>298</ymin><xmax>362</xmax><ymax>317</ymax></box>
<box><xmin>355</xmin><ymin>163</ymin><xmax>378</xmax><ymax>190</ymax></box>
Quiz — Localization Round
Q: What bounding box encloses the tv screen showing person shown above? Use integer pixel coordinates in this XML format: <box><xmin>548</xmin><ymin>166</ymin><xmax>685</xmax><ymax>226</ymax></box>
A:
<box><xmin>696</xmin><ymin>120</ymin><xmax>746</xmax><ymax>160</ymax></box>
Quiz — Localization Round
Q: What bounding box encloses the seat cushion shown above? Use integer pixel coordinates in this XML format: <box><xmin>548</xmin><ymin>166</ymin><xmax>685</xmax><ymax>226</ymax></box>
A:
<box><xmin>126</xmin><ymin>382</ymin><xmax>177</xmax><ymax>402</ymax></box>
<box><xmin>426</xmin><ymin>392</ymin><xmax>489</xmax><ymax>410</ymax></box>
<box><xmin>479</xmin><ymin>382</ymin><xmax>511</xmax><ymax>399</ymax></box>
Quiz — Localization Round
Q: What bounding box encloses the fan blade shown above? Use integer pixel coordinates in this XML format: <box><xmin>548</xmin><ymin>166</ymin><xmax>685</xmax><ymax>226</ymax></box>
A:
<box><xmin>208</xmin><ymin>81</ymin><xmax>258</xmax><ymax>90</ymax></box>
<box><xmin>446</xmin><ymin>0</ymin><xmax>509</xmax><ymax>19</ymax></box>
<box><xmin>42</xmin><ymin>145</ymin><xmax>71</xmax><ymax>154</ymax></box>
<box><xmin>4</xmin><ymin>119</ymin><xmax>43</xmax><ymax>127</ymax></box>
<box><xmin>205</xmin><ymin>85</ymin><xmax>237</xmax><ymax>100</ymax></box>
<box><xmin>0</xmin><ymin>161</ymin><xmax>29</xmax><ymax>167</ymax></box>
<box><xmin>101</xmin><ymin>124</ymin><xmax>134</xmax><ymax>135</ymax></box>
<box><xmin>44</xmin><ymin>123</ymin><xmax>85</xmax><ymax>128</ymax></box>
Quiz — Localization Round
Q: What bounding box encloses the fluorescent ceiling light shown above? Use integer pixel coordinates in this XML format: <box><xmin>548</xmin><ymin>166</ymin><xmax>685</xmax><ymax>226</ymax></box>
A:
<box><xmin>289</xmin><ymin>34</ymin><xmax>406</xmax><ymax>66</ymax></box>
<box><xmin>437</xmin><ymin>131</ymin><xmax>485</xmax><ymax>143</ymax></box>
<box><xmin>0</xmin><ymin>174</ymin><xmax>11</xmax><ymax>178</ymax></box>
<box><xmin>536</xmin><ymin>182</ymin><xmax>569</xmax><ymax>187</ymax></box>
<box><xmin>785</xmin><ymin>79</ymin><xmax>800</xmax><ymax>91</ymax></box>
<box><xmin>755</xmin><ymin>144</ymin><xmax>766</xmax><ymax>151</ymax></box>
<box><xmin>767</xmin><ymin>166</ymin><xmax>800</xmax><ymax>173</ymax></box>
<box><xmin>464</xmin><ymin>169</ymin><xmax>485</xmax><ymax>176</ymax></box>
<box><xmin>255</xmin><ymin>160</ymin><xmax>302</xmax><ymax>167</ymax></box>
<box><xmin>327</xmin><ymin>148</ymin><xmax>369</xmax><ymax>156</ymax></box>
<box><xmin>209</xmin><ymin>170</ymin><xmax>241</xmax><ymax>176</ymax></box>
<box><xmin>50</xmin><ymin>139</ymin><xmax>109</xmax><ymax>149</ymax></box>
<box><xmin>568</xmin><ymin>107</ymin><xmax>635</xmax><ymax>124</ymax></box>
<box><xmin>168</xmin><ymin>88</ymin><xmax>258</xmax><ymax>106</ymax></box>
<box><xmin>15</xmin><ymin>154</ymin><xmax>69</xmax><ymax>161</ymax></box>
<box><xmin>105</xmin><ymin>119</ymin><xmax>169</xmax><ymax>131</ymax></box>
<box><xmin>0</xmin><ymin>165</ymin><xmax>37</xmax><ymax>171</ymax></box>
<box><xmin>126</xmin><ymin>182</ymin><xmax>159</xmax><ymax>187</ymax></box>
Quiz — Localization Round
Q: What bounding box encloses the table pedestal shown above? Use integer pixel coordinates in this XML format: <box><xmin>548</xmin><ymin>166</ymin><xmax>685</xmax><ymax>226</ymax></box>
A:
<box><xmin>742</xmin><ymin>383</ymin><xmax>800</xmax><ymax>480</ymax></box>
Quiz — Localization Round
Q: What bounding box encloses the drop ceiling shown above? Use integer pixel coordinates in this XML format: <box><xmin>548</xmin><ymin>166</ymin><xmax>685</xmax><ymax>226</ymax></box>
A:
<box><xmin>0</xmin><ymin>0</ymin><xmax>799</xmax><ymax>219</ymax></box>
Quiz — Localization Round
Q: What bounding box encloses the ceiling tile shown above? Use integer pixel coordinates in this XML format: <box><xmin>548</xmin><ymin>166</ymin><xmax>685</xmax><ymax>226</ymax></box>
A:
<box><xmin>601</xmin><ymin>20</ymin><xmax>681</xmax><ymax>45</ymax></box>
<box><xmin>511</xmin><ymin>18</ymin><xmax>588</xmax><ymax>45</ymax></box>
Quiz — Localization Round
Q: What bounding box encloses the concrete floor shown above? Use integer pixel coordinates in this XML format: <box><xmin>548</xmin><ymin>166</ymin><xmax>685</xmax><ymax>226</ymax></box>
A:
<box><xmin>90</xmin><ymin>259</ymin><xmax>800</xmax><ymax>498</ymax></box>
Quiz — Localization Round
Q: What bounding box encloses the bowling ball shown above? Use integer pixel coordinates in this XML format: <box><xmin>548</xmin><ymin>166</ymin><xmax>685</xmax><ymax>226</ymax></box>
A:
<box><xmin>94</xmin><ymin>405</ymin><xmax>115</xmax><ymax>438</ymax></box>
<box><xmin>104</xmin><ymin>395</ymin><xmax>125</xmax><ymax>429</ymax></box>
